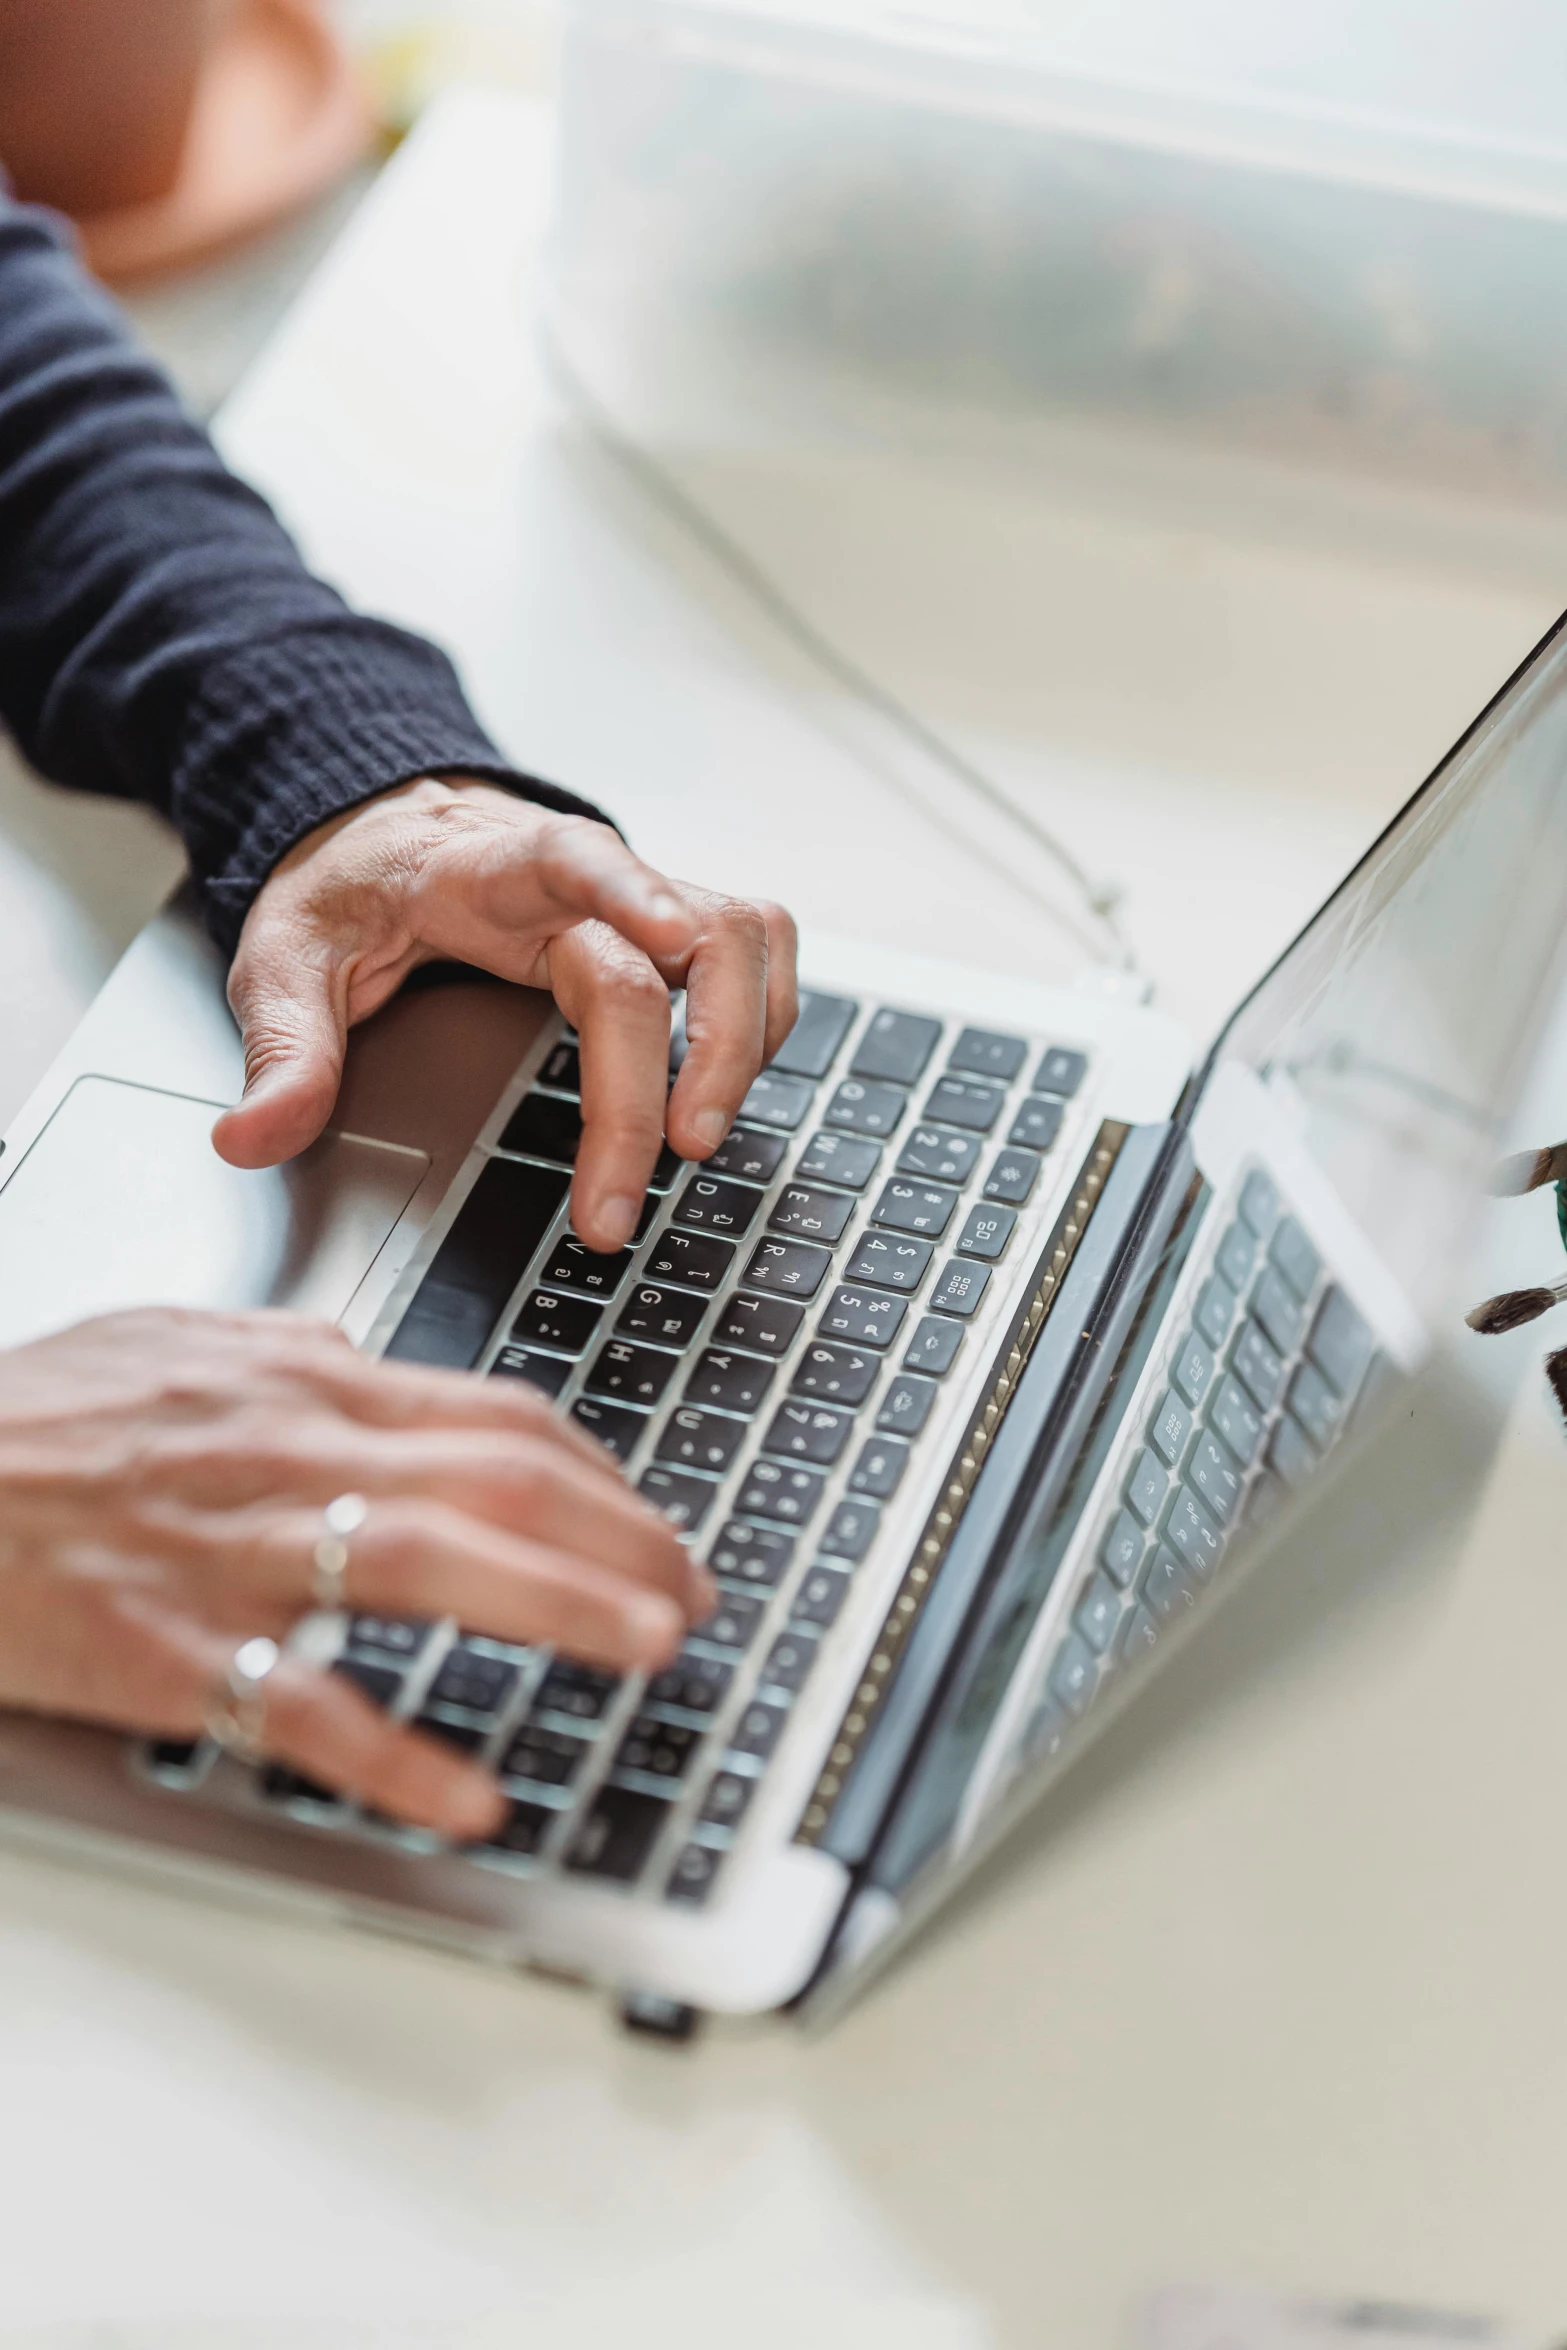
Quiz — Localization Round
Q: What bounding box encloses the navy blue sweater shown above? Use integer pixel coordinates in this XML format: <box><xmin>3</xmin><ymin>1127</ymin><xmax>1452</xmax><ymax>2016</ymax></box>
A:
<box><xmin>0</xmin><ymin>193</ymin><xmax>603</xmax><ymax>953</ymax></box>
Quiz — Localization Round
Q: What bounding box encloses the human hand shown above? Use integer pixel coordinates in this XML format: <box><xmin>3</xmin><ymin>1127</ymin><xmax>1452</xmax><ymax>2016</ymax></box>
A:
<box><xmin>0</xmin><ymin>1307</ymin><xmax>711</xmax><ymax>1838</ymax></box>
<box><xmin>212</xmin><ymin>780</ymin><xmax>799</xmax><ymax>1251</ymax></box>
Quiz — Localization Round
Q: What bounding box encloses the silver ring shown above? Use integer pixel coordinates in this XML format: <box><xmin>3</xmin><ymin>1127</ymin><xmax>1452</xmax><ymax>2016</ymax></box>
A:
<box><xmin>310</xmin><ymin>1491</ymin><xmax>368</xmax><ymax>1613</ymax></box>
<box><xmin>205</xmin><ymin>1634</ymin><xmax>282</xmax><ymax>1762</ymax></box>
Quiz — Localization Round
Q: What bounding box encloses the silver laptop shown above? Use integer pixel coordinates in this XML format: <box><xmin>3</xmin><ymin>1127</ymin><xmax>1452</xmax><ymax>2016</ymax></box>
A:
<box><xmin>1</xmin><ymin>608</ymin><xmax>1566</xmax><ymax>2031</ymax></box>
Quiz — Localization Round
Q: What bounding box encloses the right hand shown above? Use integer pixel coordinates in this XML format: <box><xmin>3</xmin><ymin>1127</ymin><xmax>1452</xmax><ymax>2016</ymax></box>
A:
<box><xmin>0</xmin><ymin>1307</ymin><xmax>710</xmax><ymax>1841</ymax></box>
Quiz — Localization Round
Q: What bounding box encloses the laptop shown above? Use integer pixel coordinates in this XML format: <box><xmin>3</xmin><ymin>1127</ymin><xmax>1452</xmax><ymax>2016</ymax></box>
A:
<box><xmin>1</xmin><ymin>607</ymin><xmax>1566</xmax><ymax>2033</ymax></box>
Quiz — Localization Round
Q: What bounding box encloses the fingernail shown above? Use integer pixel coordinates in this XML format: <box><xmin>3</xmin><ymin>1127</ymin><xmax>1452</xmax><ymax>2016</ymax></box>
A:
<box><xmin>628</xmin><ymin>1592</ymin><xmax>683</xmax><ymax>1665</ymax></box>
<box><xmin>690</xmin><ymin>1107</ymin><xmax>728</xmax><ymax>1150</ymax></box>
<box><xmin>596</xmin><ymin>1195</ymin><xmax>639</xmax><ymax>1248</ymax></box>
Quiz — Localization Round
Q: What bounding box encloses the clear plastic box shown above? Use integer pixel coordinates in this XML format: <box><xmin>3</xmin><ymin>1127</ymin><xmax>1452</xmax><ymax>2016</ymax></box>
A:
<box><xmin>545</xmin><ymin>0</ymin><xmax>1567</xmax><ymax>502</ymax></box>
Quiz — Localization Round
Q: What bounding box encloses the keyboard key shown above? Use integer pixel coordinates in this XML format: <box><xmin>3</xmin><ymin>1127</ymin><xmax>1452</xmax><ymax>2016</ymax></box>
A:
<box><xmin>585</xmin><ymin>1341</ymin><xmax>678</xmax><ymax>1408</ymax></box>
<box><xmin>673</xmin><ymin>1175</ymin><xmax>764</xmax><ymax>1235</ymax></box>
<box><xmin>842</xmin><ymin>1232</ymin><xmax>933</xmax><ymax>1292</ymax></box>
<box><xmin>428</xmin><ymin>1645</ymin><xmax>518</xmax><ymax>1715</ymax></box>
<box><xmin>904</xmin><ymin>1315</ymin><xmax>964</xmax><ymax>1376</ymax></box>
<box><xmin>957</xmin><ymin>1202</ymin><xmax>1016</xmax><ymax>1260</ymax></box>
<box><xmin>743</xmin><ymin>1237</ymin><xmax>833</xmax><ymax>1297</ymax></box>
<box><xmin>1270</xmin><ymin>1216</ymin><xmax>1321</xmax><ymax>1302</ymax></box>
<box><xmin>1251</xmin><ymin>1266</ymin><xmax>1305</xmax><ymax>1356</ymax></box>
<box><xmin>533</xmin><ymin>1659</ymin><xmax>619</xmax><ymax>1721</ymax></box>
<box><xmin>769</xmin><ymin>1184</ymin><xmax>855</xmax><ymax>1243</ymax></box>
<box><xmin>656</xmin><ymin>1407</ymin><xmax>748</xmax><ymax>1476</ymax></box>
<box><xmin>538</xmin><ymin>1039</ymin><xmax>581</xmax><ymax>1093</ymax></box>
<box><xmin>729</xmin><ymin>1700</ymin><xmax>789</xmax><ymax>1760</ymax></box>
<box><xmin>1215</xmin><ymin>1219</ymin><xmax>1256</xmax><ymax>1293</ymax></box>
<box><xmin>1247</xmin><ymin>1471</ymin><xmax>1288</xmax><ymax>1529</ymax></box>
<box><xmin>538</xmin><ymin>1235</ymin><xmax>635</xmax><ymax>1299</ymax></box>
<box><xmin>1171</xmin><ymin>1330</ymin><xmax>1216</xmax><ymax>1408</ymax></box>
<box><xmin>385</xmin><ymin>1158</ymin><xmax>569</xmax><ymax>1370</ymax></box>
<box><xmin>820</xmin><ymin>1285</ymin><xmax>908</xmax><ymax>1349</ymax></box>
<box><xmin>1117</xmin><ymin>1605</ymin><xmax>1161</xmax><ymax>1662</ymax></box>
<box><xmin>638</xmin><ymin>1467</ymin><xmax>720</xmax><ymax>1531</ymax></box>
<box><xmin>923</xmin><ymin>1076</ymin><xmax>1004</xmax><ymax>1133</ymax></box>
<box><xmin>706</xmin><ymin>1126</ymin><xmax>788</xmax><ymax>1184</ymax></box>
<box><xmin>509</xmin><ymin>1288</ymin><xmax>602</xmax><ymax>1354</ymax></box>
<box><xmin>481</xmin><ymin>1801</ymin><xmax>556</xmax><ymax>1859</ymax></box>
<box><xmin>334</xmin><ymin>1656</ymin><xmax>403</xmax><ymax>1709</ymax></box>
<box><xmin>740</xmin><ymin>1070</ymin><xmax>814</xmax><ymax>1131</ymax></box>
<box><xmin>1231</xmin><ymin>1316</ymin><xmax>1285</xmax><ymax>1410</ymax></box>
<box><xmin>929</xmin><ymin>1260</ymin><xmax>991</xmax><ymax>1319</ymax></box>
<box><xmin>569</xmin><ymin>1785</ymin><xmax>671</xmax><ymax>1881</ymax></box>
<box><xmin>498</xmin><ymin>1091</ymin><xmax>582</xmax><ymax>1164</ymax></box>
<box><xmin>615</xmin><ymin>1283</ymin><xmax>707</xmax><ymax>1351</ymax></box>
<box><xmin>949</xmin><ymin>1026</ymin><xmax>1028</xmax><ymax>1081</ymax></box>
<box><xmin>1164</xmin><ymin>1487</ymin><xmax>1224</xmax><ymax>1579</ymax></box>
<box><xmin>984</xmin><ymin>1146</ymin><xmax>1041</xmax><ymax>1205</ymax></box>
<box><xmin>500</xmin><ymin>1723</ymin><xmax>591</xmax><ymax>1787</ymax></box>
<box><xmin>896</xmin><ymin>1125</ymin><xmax>981</xmax><ymax>1184</ymax></box>
<box><xmin>851</xmin><ymin>1009</ymin><xmax>941</xmax><ymax>1085</ymax></box>
<box><xmin>1034</xmin><ymin>1046</ymin><xmax>1087</xmax><ymax>1097</ymax></box>
<box><xmin>795</xmin><ymin>1129</ymin><xmax>881</xmax><ymax>1190</ymax></box>
<box><xmin>699</xmin><ymin>1771</ymin><xmax>758</xmax><ymax>1830</ymax></box>
<box><xmin>872</xmin><ymin>1178</ymin><xmax>958</xmax><ymax>1237</ymax></box>
<box><xmin>1268</xmin><ymin>1412</ymin><xmax>1317</xmax><ymax>1487</ymax></box>
<box><xmin>413</xmin><ymin>1714</ymin><xmax>489</xmax><ymax>1757</ymax></box>
<box><xmin>735</xmin><ymin>1460</ymin><xmax>826</xmax><ymax>1525</ymax></box>
<box><xmin>708</xmin><ymin>1519</ymin><xmax>796</xmax><ymax>1587</ymax></box>
<box><xmin>615</xmin><ymin>1713</ymin><xmax>703</xmax><ymax>1783</ymax></box>
<box><xmin>1286</xmin><ymin>1360</ymin><xmax>1346</xmax><ymax>1449</ymax></box>
<box><xmin>666</xmin><ymin>1844</ymin><xmax>724</xmax><ymax>1905</ymax></box>
<box><xmin>1307</xmin><ymin>1286</ymin><xmax>1374</xmax><ymax>1399</ymax></box>
<box><xmin>1208</xmin><ymin>1373</ymin><xmax>1264</xmax><ymax>1465</ymax></box>
<box><xmin>1187</xmin><ymin>1430</ymin><xmax>1243</xmax><ymax>1525</ymax></box>
<box><xmin>1100</xmin><ymin>1508</ymin><xmax>1146</xmax><ymax>1587</ymax></box>
<box><xmin>647</xmin><ymin>1143</ymin><xmax>684</xmax><ymax>1193</ymax></box>
<box><xmin>1074</xmin><ymin>1571</ymin><xmax>1123</xmax><ymax>1654</ymax></box>
<box><xmin>875</xmin><ymin>1372</ymin><xmax>937</xmax><ymax>1437</ymax></box>
<box><xmin>849</xmin><ymin>1434</ymin><xmax>910</xmax><ymax>1499</ymax></box>
<box><xmin>792</xmin><ymin>1341</ymin><xmax>879</xmax><ymax>1404</ymax></box>
<box><xmin>684</xmin><ymin>1348</ymin><xmax>776</xmax><ymax>1415</ymax></box>
<box><xmin>696</xmin><ymin>1589</ymin><xmax>766</xmax><ymax>1652</ymax></box>
<box><xmin>763</xmin><ymin>1401</ymin><xmax>854</xmax><ymax>1465</ymax></box>
<box><xmin>1124</xmin><ymin>1447</ymin><xmax>1167</xmax><ymax>1527</ymax></box>
<box><xmin>1140</xmin><ymin>1545</ymin><xmax>1197</xmax><ymax>1624</ymax></box>
<box><xmin>1147</xmin><ymin>1388</ymin><xmax>1193</xmax><ymax>1467</ymax></box>
<box><xmin>1194</xmin><ymin>1274</ymin><xmax>1237</xmax><ymax>1350</ymax></box>
<box><xmin>347</xmin><ymin>1615</ymin><xmax>429</xmax><ymax>1661</ymax></box>
<box><xmin>712</xmin><ymin>1292</ymin><xmax>806</xmax><ymax>1356</ymax></box>
<box><xmin>1050</xmin><ymin>1632</ymin><xmax>1098</xmax><ymax>1715</ymax></box>
<box><xmin>1008</xmin><ymin>1096</ymin><xmax>1064</xmax><ymax>1152</ymax></box>
<box><xmin>489</xmin><ymin>1347</ymin><xmax>571</xmax><ymax>1397</ymax></box>
<box><xmin>644</xmin><ymin>1228</ymin><xmax>736</xmax><ymax>1293</ymax></box>
<box><xmin>771</xmin><ymin>991</ymin><xmax>858</xmax><ymax>1079</ymax></box>
<box><xmin>825</xmin><ymin>1079</ymin><xmax>907</xmax><ymax>1137</ymax></box>
<box><xmin>1239</xmin><ymin>1167</ymin><xmax>1279</xmax><ymax>1236</ymax></box>
<box><xmin>821</xmin><ymin>1497</ymin><xmax>880</xmax><ymax>1561</ymax></box>
<box><xmin>793</xmin><ymin>1565</ymin><xmax>851</xmax><ymax>1630</ymax></box>
<box><xmin>761</xmin><ymin>1628</ymin><xmax>819</xmax><ymax>1694</ymax></box>
<box><xmin>571</xmin><ymin>1395</ymin><xmax>648</xmax><ymax>1463</ymax></box>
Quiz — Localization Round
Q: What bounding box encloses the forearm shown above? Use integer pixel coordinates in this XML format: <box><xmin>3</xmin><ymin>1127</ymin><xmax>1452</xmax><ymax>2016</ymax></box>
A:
<box><xmin>0</xmin><ymin>194</ymin><xmax>602</xmax><ymax>951</ymax></box>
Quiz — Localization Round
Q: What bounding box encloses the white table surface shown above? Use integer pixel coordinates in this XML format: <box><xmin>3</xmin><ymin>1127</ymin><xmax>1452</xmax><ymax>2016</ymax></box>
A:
<box><xmin>7</xmin><ymin>85</ymin><xmax>1567</xmax><ymax>2350</ymax></box>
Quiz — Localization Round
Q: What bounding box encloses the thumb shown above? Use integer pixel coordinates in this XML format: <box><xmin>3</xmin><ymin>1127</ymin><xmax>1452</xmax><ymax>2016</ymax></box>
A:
<box><xmin>211</xmin><ymin>931</ymin><xmax>347</xmax><ymax>1170</ymax></box>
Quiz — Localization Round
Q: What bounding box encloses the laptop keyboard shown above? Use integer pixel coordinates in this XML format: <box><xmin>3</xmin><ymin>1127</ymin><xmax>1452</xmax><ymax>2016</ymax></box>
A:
<box><xmin>145</xmin><ymin>992</ymin><xmax>1098</xmax><ymax>1906</ymax></box>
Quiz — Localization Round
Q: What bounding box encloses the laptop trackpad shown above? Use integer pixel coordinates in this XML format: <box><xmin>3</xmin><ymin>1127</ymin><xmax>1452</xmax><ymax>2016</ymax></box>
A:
<box><xmin>0</xmin><ymin>1076</ymin><xmax>429</xmax><ymax>1351</ymax></box>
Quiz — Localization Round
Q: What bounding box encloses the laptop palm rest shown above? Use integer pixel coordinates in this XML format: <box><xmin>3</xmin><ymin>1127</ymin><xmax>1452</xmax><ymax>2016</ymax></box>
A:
<box><xmin>0</xmin><ymin>1074</ymin><xmax>428</xmax><ymax>1352</ymax></box>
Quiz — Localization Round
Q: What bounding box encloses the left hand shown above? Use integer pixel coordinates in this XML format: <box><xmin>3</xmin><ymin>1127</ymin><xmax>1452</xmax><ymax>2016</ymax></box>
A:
<box><xmin>211</xmin><ymin>778</ymin><xmax>798</xmax><ymax>1251</ymax></box>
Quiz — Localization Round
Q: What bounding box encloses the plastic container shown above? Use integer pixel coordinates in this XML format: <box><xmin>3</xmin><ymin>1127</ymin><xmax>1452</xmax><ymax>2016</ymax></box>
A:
<box><xmin>545</xmin><ymin>0</ymin><xmax>1567</xmax><ymax>503</ymax></box>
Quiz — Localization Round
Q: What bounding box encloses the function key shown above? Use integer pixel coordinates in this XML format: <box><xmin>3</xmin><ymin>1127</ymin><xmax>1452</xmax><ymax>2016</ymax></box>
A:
<box><xmin>1007</xmin><ymin>1096</ymin><xmax>1064</xmax><ymax>1152</ymax></box>
<box><xmin>568</xmin><ymin>1785</ymin><xmax>671</xmax><ymax>1882</ymax></box>
<box><xmin>768</xmin><ymin>1184</ymin><xmax>855</xmax><ymax>1243</ymax></box>
<box><xmin>792</xmin><ymin>1564</ymin><xmax>851</xmax><ymax>1630</ymax></box>
<box><xmin>673</xmin><ymin>1175</ymin><xmax>763</xmax><ymax>1235</ymax></box>
<box><xmin>729</xmin><ymin>1700</ymin><xmax>789</xmax><ymax>1761</ymax></box>
<box><xmin>1269</xmin><ymin>1215</ymin><xmax>1321</xmax><ymax>1303</ymax></box>
<box><xmin>711</xmin><ymin>1291</ymin><xmax>805</xmax><ymax>1356</ymax></box>
<box><xmin>1238</xmin><ymin>1167</ymin><xmax>1279</xmax><ymax>1237</ymax></box>
<box><xmin>770</xmin><ymin>990</ymin><xmax>858</xmax><ymax>1079</ymax></box>
<box><xmin>1215</xmin><ymin>1219</ymin><xmax>1256</xmax><ymax>1292</ymax></box>
<box><xmin>851</xmin><ymin>1008</ymin><xmax>942</xmax><ymax>1086</ymax></box>
<box><xmin>928</xmin><ymin>1260</ymin><xmax>991</xmax><ymax>1319</ymax></box>
<box><xmin>825</xmin><ymin>1078</ymin><xmax>907</xmax><ymax>1137</ymax></box>
<box><xmin>684</xmin><ymin>1347</ymin><xmax>777</xmax><ymax>1416</ymax></box>
<box><xmin>983</xmin><ymin>1146</ymin><xmax>1040</xmax><ymax>1205</ymax></box>
<box><xmin>956</xmin><ymin>1202</ymin><xmax>1016</xmax><ymax>1261</ymax></box>
<box><xmin>760</xmin><ymin>1628</ymin><xmax>819</xmax><ymax>1695</ymax></box>
<box><xmin>875</xmin><ymin>1372</ymin><xmax>937</xmax><ymax>1437</ymax></box>
<box><xmin>708</xmin><ymin>1519</ymin><xmax>796</xmax><ymax>1586</ymax></box>
<box><xmin>500</xmin><ymin>1722</ymin><xmax>590</xmax><ymax>1787</ymax></box>
<box><xmin>1034</xmin><ymin>1047</ymin><xmax>1087</xmax><ymax>1098</ymax></box>
<box><xmin>762</xmin><ymin>1400</ymin><xmax>854</xmax><ymax>1466</ymax></box>
<box><xmin>538</xmin><ymin>1235</ymin><xmax>635</xmax><ymax>1298</ymax></box>
<box><xmin>656</xmin><ymin>1407</ymin><xmax>747</xmax><ymax>1476</ymax></box>
<box><xmin>923</xmin><ymin>1076</ymin><xmax>1004</xmax><ymax>1133</ymax></box>
<box><xmin>821</xmin><ymin>1497</ymin><xmax>880</xmax><ymax>1562</ymax></box>
<box><xmin>699</xmin><ymin>1770</ymin><xmax>759</xmax><ymax>1830</ymax></box>
<box><xmin>489</xmin><ymin>1347</ymin><xmax>571</xmax><ymax>1397</ymax></box>
<box><xmin>643</xmin><ymin>1228</ymin><xmax>736</xmax><ymax>1293</ymax></box>
<box><xmin>948</xmin><ymin>1027</ymin><xmax>1028</xmax><ymax>1082</ymax></box>
<box><xmin>739</xmin><ymin>1070</ymin><xmax>814</xmax><ymax>1132</ymax></box>
<box><xmin>842</xmin><ymin>1231</ymin><xmax>932</xmax><ymax>1293</ymax></box>
<box><xmin>903</xmin><ymin>1314</ymin><xmax>964</xmax><ymax>1376</ymax></box>
<box><xmin>615</xmin><ymin>1283</ymin><xmax>707</xmax><ymax>1351</ymax></box>
<box><xmin>1250</xmin><ymin>1266</ymin><xmax>1305</xmax><ymax>1357</ymax></box>
<box><xmin>819</xmin><ymin>1284</ymin><xmax>908</xmax><ymax>1349</ymax></box>
<box><xmin>666</xmin><ymin>1844</ymin><xmax>725</xmax><ymax>1907</ymax></box>
<box><xmin>538</xmin><ymin>1039</ymin><xmax>581</xmax><ymax>1093</ymax></box>
<box><xmin>498</xmin><ymin>1092</ymin><xmax>582</xmax><ymax>1164</ymax></box>
<box><xmin>1193</xmin><ymin>1274</ymin><xmax>1236</xmax><ymax>1350</ymax></box>
<box><xmin>871</xmin><ymin>1178</ymin><xmax>958</xmax><ymax>1237</ymax></box>
<box><xmin>896</xmin><ymin>1125</ymin><xmax>980</xmax><ymax>1185</ymax></box>
<box><xmin>570</xmin><ymin>1395</ymin><xmax>648</xmax><ymax>1463</ymax></box>
<box><xmin>795</xmin><ymin>1129</ymin><xmax>882</xmax><ymax>1190</ymax></box>
<box><xmin>1231</xmin><ymin>1316</ymin><xmax>1284</xmax><ymax>1410</ymax></box>
<box><xmin>638</xmin><ymin>1466</ymin><xmax>720</xmax><ymax>1532</ymax></box>
<box><xmin>697</xmin><ymin>1587</ymin><xmax>766</xmax><ymax>1653</ymax></box>
<box><xmin>706</xmin><ymin>1126</ymin><xmax>788</xmax><ymax>1184</ymax></box>
<box><xmin>533</xmin><ymin>1659</ymin><xmax>619</xmax><ymax>1720</ymax></box>
<box><xmin>791</xmin><ymin>1340</ymin><xmax>879</xmax><ymax>1404</ymax></box>
<box><xmin>584</xmin><ymin>1340</ymin><xmax>678</xmax><ymax>1408</ymax></box>
<box><xmin>734</xmin><ymin>1459</ymin><xmax>826</xmax><ymax>1526</ymax></box>
<box><xmin>1306</xmin><ymin>1286</ymin><xmax>1373</xmax><ymax>1400</ymax></box>
<box><xmin>512</xmin><ymin>1279</ymin><xmax>607</xmax><ymax>1355</ymax></box>
<box><xmin>742</xmin><ymin>1236</ymin><xmax>833</xmax><ymax>1297</ymax></box>
<box><xmin>848</xmin><ymin>1434</ymin><xmax>910</xmax><ymax>1500</ymax></box>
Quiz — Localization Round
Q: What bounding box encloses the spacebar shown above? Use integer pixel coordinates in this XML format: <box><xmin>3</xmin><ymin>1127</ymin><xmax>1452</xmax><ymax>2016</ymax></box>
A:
<box><xmin>383</xmin><ymin>1157</ymin><xmax>570</xmax><ymax>1370</ymax></box>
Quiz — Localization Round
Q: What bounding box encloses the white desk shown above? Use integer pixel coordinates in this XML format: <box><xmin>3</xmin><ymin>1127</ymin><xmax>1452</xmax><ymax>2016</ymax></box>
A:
<box><xmin>5</xmin><ymin>87</ymin><xmax>1567</xmax><ymax>2350</ymax></box>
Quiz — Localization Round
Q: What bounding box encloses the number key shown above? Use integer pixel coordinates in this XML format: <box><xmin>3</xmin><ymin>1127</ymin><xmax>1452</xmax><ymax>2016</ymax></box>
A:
<box><xmin>896</xmin><ymin>1126</ymin><xmax>980</xmax><ymax>1184</ymax></box>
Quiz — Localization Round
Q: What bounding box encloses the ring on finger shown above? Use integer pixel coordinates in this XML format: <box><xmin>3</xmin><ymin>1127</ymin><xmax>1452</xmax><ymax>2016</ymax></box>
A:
<box><xmin>310</xmin><ymin>1490</ymin><xmax>369</xmax><ymax>1613</ymax></box>
<box><xmin>205</xmin><ymin>1634</ymin><xmax>282</xmax><ymax>1763</ymax></box>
